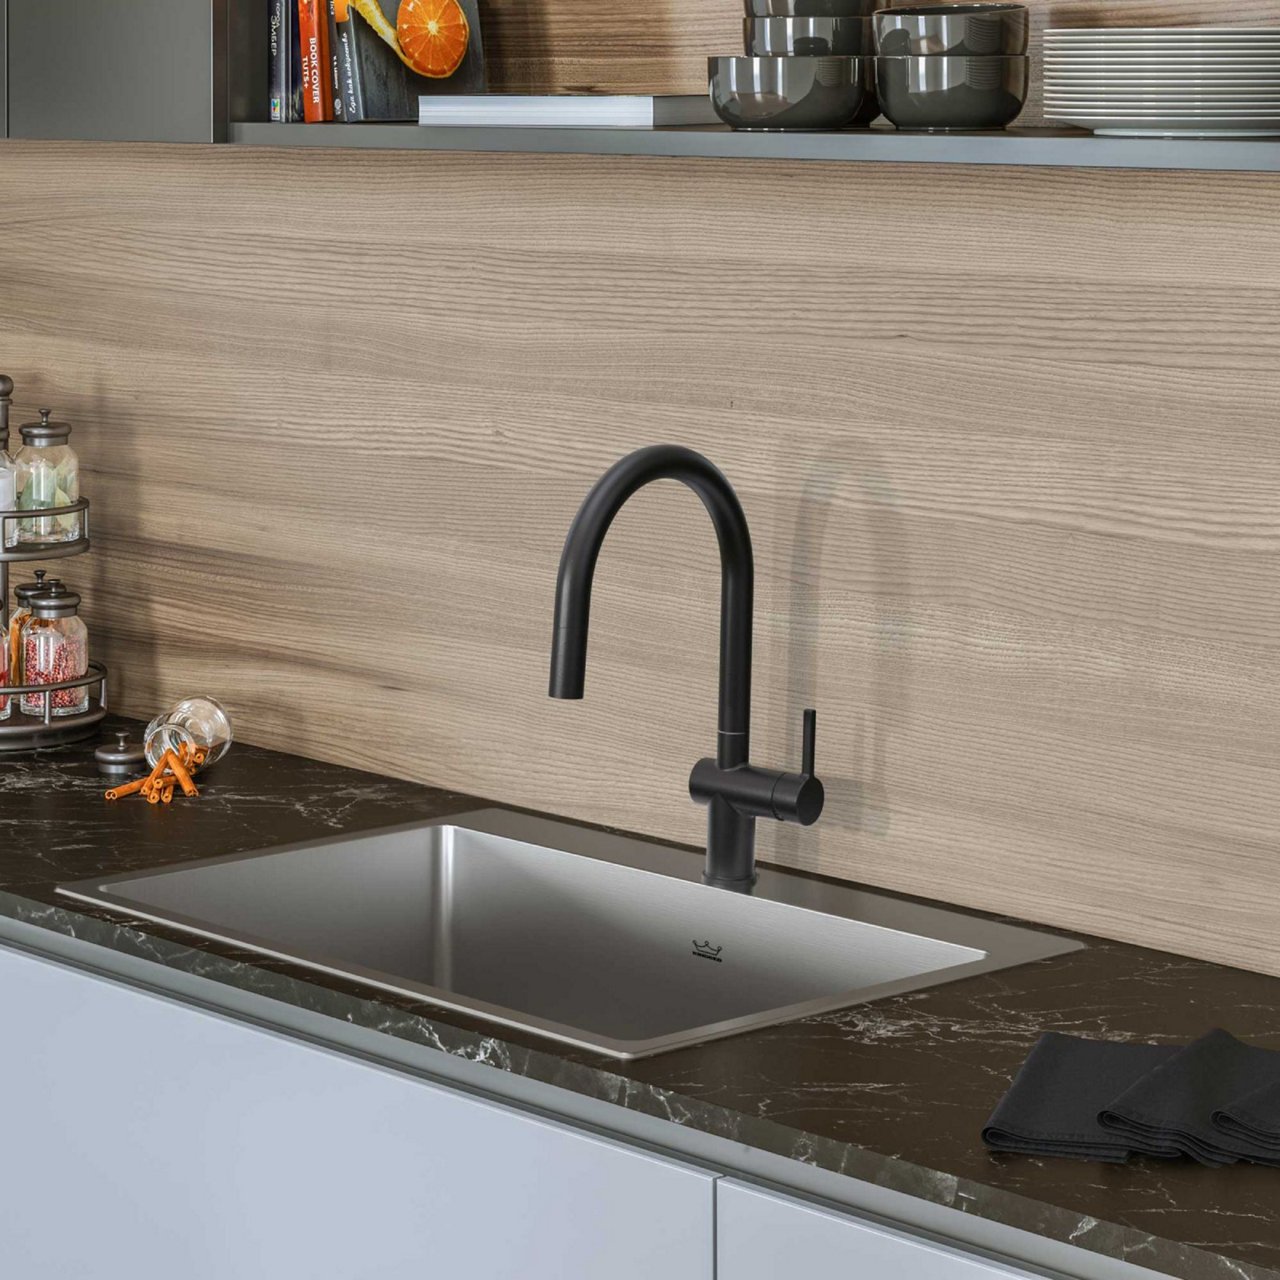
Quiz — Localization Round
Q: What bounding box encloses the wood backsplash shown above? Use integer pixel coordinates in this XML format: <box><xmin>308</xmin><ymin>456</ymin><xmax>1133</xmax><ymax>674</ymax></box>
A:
<box><xmin>2</xmin><ymin>141</ymin><xmax>1279</xmax><ymax>976</ymax></box>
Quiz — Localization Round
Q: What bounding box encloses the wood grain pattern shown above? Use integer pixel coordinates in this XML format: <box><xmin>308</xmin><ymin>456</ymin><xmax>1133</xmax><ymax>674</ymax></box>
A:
<box><xmin>476</xmin><ymin>0</ymin><xmax>1280</xmax><ymax>125</ymax></box>
<box><xmin>481</xmin><ymin>0</ymin><xmax>739</xmax><ymax>96</ymax></box>
<box><xmin>2</xmin><ymin>141</ymin><xmax>1279</xmax><ymax>977</ymax></box>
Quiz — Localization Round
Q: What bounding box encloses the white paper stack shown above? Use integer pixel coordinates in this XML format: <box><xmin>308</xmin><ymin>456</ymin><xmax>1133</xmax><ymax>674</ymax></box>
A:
<box><xmin>418</xmin><ymin>94</ymin><xmax>720</xmax><ymax>128</ymax></box>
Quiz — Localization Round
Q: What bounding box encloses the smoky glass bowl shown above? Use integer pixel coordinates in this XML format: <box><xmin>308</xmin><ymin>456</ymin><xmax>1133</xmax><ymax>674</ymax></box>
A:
<box><xmin>874</xmin><ymin>3</ymin><xmax>1028</xmax><ymax>56</ymax></box>
<box><xmin>710</xmin><ymin>55</ymin><xmax>869</xmax><ymax>130</ymax></box>
<box><xmin>745</xmin><ymin>15</ymin><xmax>873</xmax><ymax>55</ymax></box>
<box><xmin>875</xmin><ymin>53</ymin><xmax>1028</xmax><ymax>130</ymax></box>
<box><xmin>745</xmin><ymin>0</ymin><xmax>884</xmax><ymax>18</ymax></box>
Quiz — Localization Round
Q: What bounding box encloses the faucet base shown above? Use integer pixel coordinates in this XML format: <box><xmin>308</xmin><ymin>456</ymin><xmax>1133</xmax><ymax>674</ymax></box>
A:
<box><xmin>701</xmin><ymin>871</ymin><xmax>757</xmax><ymax>894</ymax></box>
<box><xmin>702</xmin><ymin>794</ymin><xmax>757</xmax><ymax>889</ymax></box>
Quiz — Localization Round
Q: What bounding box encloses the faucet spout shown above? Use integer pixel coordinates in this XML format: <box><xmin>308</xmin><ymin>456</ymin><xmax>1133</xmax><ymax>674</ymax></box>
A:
<box><xmin>550</xmin><ymin>445</ymin><xmax>754</xmax><ymax>768</ymax></box>
<box><xmin>549</xmin><ymin>445</ymin><xmax>823</xmax><ymax>890</ymax></box>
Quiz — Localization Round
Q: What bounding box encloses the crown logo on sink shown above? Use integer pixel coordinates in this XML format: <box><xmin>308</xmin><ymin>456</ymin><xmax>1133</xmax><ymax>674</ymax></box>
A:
<box><xmin>692</xmin><ymin>941</ymin><xmax>723</xmax><ymax>962</ymax></box>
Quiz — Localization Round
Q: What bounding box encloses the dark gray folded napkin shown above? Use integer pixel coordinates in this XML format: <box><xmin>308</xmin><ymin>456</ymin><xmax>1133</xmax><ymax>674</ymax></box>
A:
<box><xmin>1215</xmin><ymin>1076</ymin><xmax>1280</xmax><ymax>1158</ymax></box>
<box><xmin>983</xmin><ymin>1033</ymin><xmax>1180</xmax><ymax>1161</ymax></box>
<box><xmin>1100</xmin><ymin>1029</ymin><xmax>1280</xmax><ymax>1167</ymax></box>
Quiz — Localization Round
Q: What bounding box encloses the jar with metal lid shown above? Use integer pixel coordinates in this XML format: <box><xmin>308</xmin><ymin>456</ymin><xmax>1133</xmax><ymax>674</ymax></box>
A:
<box><xmin>15</xmin><ymin>409</ymin><xmax>80</xmax><ymax>544</ymax></box>
<box><xmin>0</xmin><ymin>375</ymin><xmax>15</xmax><ymax>549</ymax></box>
<box><xmin>0</xmin><ymin>609</ymin><xmax>9</xmax><ymax>722</ymax></box>
<box><xmin>144</xmin><ymin>696</ymin><xmax>233</xmax><ymax>769</ymax></box>
<box><xmin>8</xmin><ymin>570</ymin><xmax>56</xmax><ymax>685</ymax></box>
<box><xmin>19</xmin><ymin>582</ymin><xmax>89</xmax><ymax>718</ymax></box>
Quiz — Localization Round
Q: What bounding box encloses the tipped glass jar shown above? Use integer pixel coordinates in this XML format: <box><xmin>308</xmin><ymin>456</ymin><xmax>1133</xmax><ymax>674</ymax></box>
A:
<box><xmin>145</xmin><ymin>696</ymin><xmax>233</xmax><ymax>770</ymax></box>
<box><xmin>15</xmin><ymin>409</ymin><xmax>80</xmax><ymax>544</ymax></box>
<box><xmin>19</xmin><ymin>581</ymin><xmax>89</xmax><ymax>718</ymax></box>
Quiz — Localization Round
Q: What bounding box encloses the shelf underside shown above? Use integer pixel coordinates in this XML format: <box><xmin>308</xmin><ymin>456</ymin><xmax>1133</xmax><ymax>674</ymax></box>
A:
<box><xmin>230</xmin><ymin>122</ymin><xmax>1280</xmax><ymax>173</ymax></box>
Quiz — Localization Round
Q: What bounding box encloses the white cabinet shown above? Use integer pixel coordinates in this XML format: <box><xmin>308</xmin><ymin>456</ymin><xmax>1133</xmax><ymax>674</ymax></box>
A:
<box><xmin>0</xmin><ymin>944</ymin><xmax>714</xmax><ymax>1280</ymax></box>
<box><xmin>718</xmin><ymin>1180</ymin><xmax>1038</xmax><ymax>1280</ymax></box>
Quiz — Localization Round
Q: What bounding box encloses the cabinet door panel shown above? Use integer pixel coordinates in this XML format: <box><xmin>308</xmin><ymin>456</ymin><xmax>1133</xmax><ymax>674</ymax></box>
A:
<box><xmin>1</xmin><ymin>0</ymin><xmax>8</xmax><ymax>137</ymax></box>
<box><xmin>718</xmin><ymin>1180</ymin><xmax>1036</xmax><ymax>1280</ymax></box>
<box><xmin>6</xmin><ymin>0</ymin><xmax>223</xmax><ymax>142</ymax></box>
<box><xmin>0</xmin><ymin>944</ymin><xmax>714</xmax><ymax>1280</ymax></box>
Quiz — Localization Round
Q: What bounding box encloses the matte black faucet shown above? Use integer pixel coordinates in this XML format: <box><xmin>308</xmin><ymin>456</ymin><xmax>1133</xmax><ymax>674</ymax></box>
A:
<box><xmin>549</xmin><ymin>444</ymin><xmax>824</xmax><ymax>891</ymax></box>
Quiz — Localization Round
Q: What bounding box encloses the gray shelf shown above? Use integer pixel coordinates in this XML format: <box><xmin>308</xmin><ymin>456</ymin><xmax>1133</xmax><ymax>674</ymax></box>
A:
<box><xmin>230</xmin><ymin>121</ymin><xmax>1280</xmax><ymax>173</ymax></box>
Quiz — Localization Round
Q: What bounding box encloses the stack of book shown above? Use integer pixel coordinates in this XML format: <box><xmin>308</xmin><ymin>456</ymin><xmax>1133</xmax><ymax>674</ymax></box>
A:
<box><xmin>270</xmin><ymin>0</ymin><xmax>486</xmax><ymax>124</ymax></box>
<box><xmin>415</xmin><ymin>95</ymin><xmax>722</xmax><ymax>128</ymax></box>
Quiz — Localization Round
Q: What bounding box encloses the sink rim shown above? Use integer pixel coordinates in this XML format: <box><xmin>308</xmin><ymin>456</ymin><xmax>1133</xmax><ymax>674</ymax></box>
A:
<box><xmin>56</xmin><ymin>808</ymin><xmax>1084</xmax><ymax>1060</ymax></box>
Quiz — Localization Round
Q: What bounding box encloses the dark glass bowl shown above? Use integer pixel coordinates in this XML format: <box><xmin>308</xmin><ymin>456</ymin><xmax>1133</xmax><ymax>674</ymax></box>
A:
<box><xmin>873</xmin><ymin>3</ymin><xmax>1028</xmax><ymax>56</ymax></box>
<box><xmin>709</xmin><ymin>56</ymin><xmax>869</xmax><ymax>130</ymax></box>
<box><xmin>745</xmin><ymin>15</ymin><xmax>873</xmax><ymax>56</ymax></box>
<box><xmin>745</xmin><ymin>0</ymin><xmax>884</xmax><ymax>18</ymax></box>
<box><xmin>875</xmin><ymin>53</ymin><xmax>1028</xmax><ymax>130</ymax></box>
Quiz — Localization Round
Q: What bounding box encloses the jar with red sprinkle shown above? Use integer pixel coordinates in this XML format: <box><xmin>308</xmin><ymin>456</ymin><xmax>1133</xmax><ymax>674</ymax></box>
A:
<box><xmin>19</xmin><ymin>581</ymin><xmax>88</xmax><ymax>718</ymax></box>
<box><xmin>8</xmin><ymin>569</ymin><xmax>55</xmax><ymax>686</ymax></box>
<box><xmin>0</xmin><ymin>612</ymin><xmax>9</xmax><ymax>722</ymax></box>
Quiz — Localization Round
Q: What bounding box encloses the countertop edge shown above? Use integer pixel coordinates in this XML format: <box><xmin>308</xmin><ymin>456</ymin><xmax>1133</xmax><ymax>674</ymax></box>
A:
<box><xmin>3</xmin><ymin>885</ymin><xmax>1271</xmax><ymax>1280</ymax></box>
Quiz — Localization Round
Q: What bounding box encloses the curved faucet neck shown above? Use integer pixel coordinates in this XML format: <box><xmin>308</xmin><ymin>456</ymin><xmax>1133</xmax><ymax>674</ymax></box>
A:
<box><xmin>549</xmin><ymin>444</ymin><xmax>754</xmax><ymax>767</ymax></box>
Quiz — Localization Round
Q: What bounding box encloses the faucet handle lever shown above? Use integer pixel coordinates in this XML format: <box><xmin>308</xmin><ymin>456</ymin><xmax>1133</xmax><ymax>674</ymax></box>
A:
<box><xmin>776</xmin><ymin>708</ymin><xmax>824</xmax><ymax>827</ymax></box>
<box><xmin>689</xmin><ymin>706</ymin><xmax>825</xmax><ymax>830</ymax></box>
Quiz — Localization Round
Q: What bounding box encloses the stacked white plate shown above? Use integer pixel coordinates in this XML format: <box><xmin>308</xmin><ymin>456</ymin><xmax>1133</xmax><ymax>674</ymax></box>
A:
<box><xmin>1044</xmin><ymin>26</ymin><xmax>1280</xmax><ymax>136</ymax></box>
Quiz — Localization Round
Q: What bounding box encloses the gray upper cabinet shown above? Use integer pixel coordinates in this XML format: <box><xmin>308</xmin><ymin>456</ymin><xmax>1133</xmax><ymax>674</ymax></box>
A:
<box><xmin>4</xmin><ymin>0</ymin><xmax>263</xmax><ymax>142</ymax></box>
<box><xmin>0</xmin><ymin>2</ymin><xmax>7</xmax><ymax>137</ymax></box>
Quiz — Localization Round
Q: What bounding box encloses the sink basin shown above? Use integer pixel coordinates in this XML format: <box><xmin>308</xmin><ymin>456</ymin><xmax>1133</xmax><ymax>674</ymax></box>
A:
<box><xmin>58</xmin><ymin>809</ymin><xmax>1082</xmax><ymax>1059</ymax></box>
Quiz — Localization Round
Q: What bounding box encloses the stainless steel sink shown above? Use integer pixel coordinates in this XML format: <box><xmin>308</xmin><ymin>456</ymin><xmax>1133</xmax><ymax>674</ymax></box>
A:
<box><xmin>58</xmin><ymin>809</ymin><xmax>1082</xmax><ymax>1059</ymax></box>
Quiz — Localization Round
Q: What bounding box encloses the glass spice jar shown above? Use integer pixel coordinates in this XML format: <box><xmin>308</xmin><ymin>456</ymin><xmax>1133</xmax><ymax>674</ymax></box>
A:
<box><xmin>8</xmin><ymin>569</ymin><xmax>54</xmax><ymax>685</ymax></box>
<box><xmin>15</xmin><ymin>409</ymin><xmax>80</xmax><ymax>544</ymax></box>
<box><xmin>0</xmin><ymin>374</ymin><xmax>14</xmax><ymax>550</ymax></box>
<box><xmin>0</xmin><ymin>613</ymin><xmax>9</xmax><ymax>722</ymax></box>
<box><xmin>0</xmin><ymin>452</ymin><xmax>15</xmax><ymax>551</ymax></box>
<box><xmin>145</xmin><ymin>695</ymin><xmax>233</xmax><ymax>770</ymax></box>
<box><xmin>19</xmin><ymin>582</ymin><xmax>89</xmax><ymax>718</ymax></box>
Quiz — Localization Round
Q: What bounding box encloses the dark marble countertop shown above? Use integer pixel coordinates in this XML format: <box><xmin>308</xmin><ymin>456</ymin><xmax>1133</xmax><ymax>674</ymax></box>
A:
<box><xmin>2</xmin><ymin>721</ymin><xmax>1278</xmax><ymax>1280</ymax></box>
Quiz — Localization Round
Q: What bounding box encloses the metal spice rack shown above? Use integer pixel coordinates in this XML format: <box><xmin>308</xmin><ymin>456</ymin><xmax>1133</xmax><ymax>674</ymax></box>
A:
<box><xmin>0</xmin><ymin>501</ymin><xmax>109</xmax><ymax>750</ymax></box>
<box><xmin>0</xmin><ymin>382</ymin><xmax>108</xmax><ymax>750</ymax></box>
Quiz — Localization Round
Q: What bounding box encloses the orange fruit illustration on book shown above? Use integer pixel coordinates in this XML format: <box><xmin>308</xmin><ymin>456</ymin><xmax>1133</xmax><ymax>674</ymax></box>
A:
<box><xmin>343</xmin><ymin>0</ymin><xmax>470</xmax><ymax>79</ymax></box>
<box><xmin>397</xmin><ymin>0</ymin><xmax>470</xmax><ymax>78</ymax></box>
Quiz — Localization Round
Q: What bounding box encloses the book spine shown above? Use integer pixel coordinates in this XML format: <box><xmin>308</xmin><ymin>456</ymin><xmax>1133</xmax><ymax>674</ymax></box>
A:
<box><xmin>269</xmin><ymin>0</ymin><xmax>286</xmax><ymax>121</ymax></box>
<box><xmin>288</xmin><ymin>2</ymin><xmax>304</xmax><ymax>121</ymax></box>
<box><xmin>297</xmin><ymin>0</ymin><xmax>332</xmax><ymax>122</ymax></box>
<box><xmin>325</xmin><ymin>0</ymin><xmax>345</xmax><ymax>122</ymax></box>
<box><xmin>330</xmin><ymin>2</ymin><xmax>366</xmax><ymax>121</ymax></box>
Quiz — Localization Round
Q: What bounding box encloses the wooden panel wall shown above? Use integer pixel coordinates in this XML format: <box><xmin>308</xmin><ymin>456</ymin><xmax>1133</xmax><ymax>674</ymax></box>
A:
<box><xmin>478</xmin><ymin>0</ymin><xmax>1280</xmax><ymax>126</ymax></box>
<box><xmin>2</xmin><ymin>141</ymin><xmax>1280</xmax><ymax>976</ymax></box>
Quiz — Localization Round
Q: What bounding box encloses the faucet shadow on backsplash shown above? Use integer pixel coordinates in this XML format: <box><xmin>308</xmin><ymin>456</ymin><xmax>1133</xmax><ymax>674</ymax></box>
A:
<box><xmin>767</xmin><ymin>435</ymin><xmax>913</xmax><ymax>867</ymax></box>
